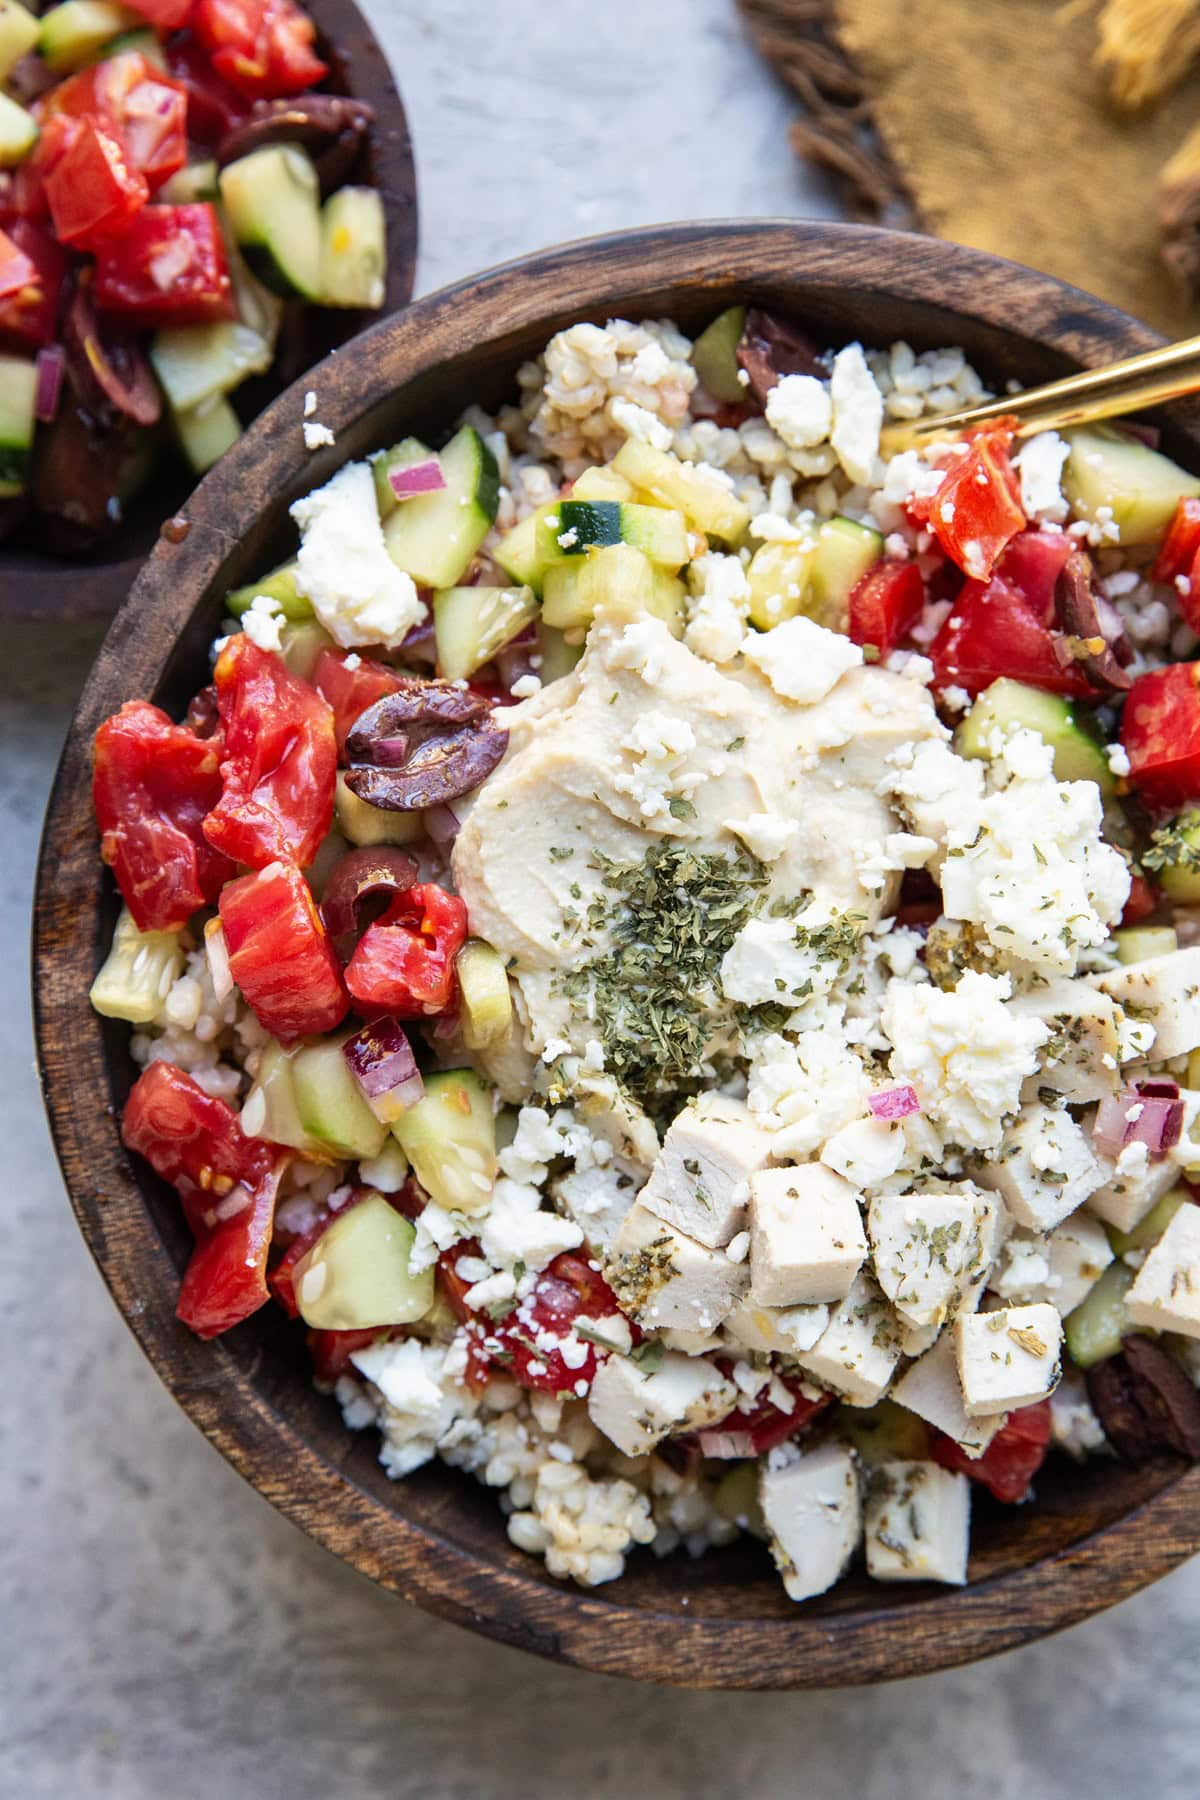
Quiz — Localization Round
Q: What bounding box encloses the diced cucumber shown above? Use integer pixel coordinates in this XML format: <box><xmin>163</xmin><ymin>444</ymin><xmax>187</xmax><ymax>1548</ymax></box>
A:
<box><xmin>89</xmin><ymin>907</ymin><xmax>184</xmax><ymax>1025</ymax></box>
<box><xmin>107</xmin><ymin>23</ymin><xmax>165</xmax><ymax>65</ymax></box>
<box><xmin>334</xmin><ymin>771</ymin><xmax>424</xmax><ymax>847</ymax></box>
<box><xmin>0</xmin><ymin>0</ymin><xmax>39</xmax><ymax>83</ymax></box>
<box><xmin>392</xmin><ymin>1068</ymin><xmax>497</xmax><ymax>1215</ymax></box>
<box><xmin>1064</xmin><ymin>426</ymin><xmax>1200</xmax><ymax>547</ymax></box>
<box><xmin>537</xmin><ymin>620</ymin><xmax>583</xmax><ymax>684</ymax></box>
<box><xmin>371</xmin><ymin>436</ymin><xmax>431</xmax><ymax>519</ymax></box>
<box><xmin>225</xmin><ymin>228</ymin><xmax>284</xmax><ymax>353</ymax></box>
<box><xmin>0</xmin><ymin>353</ymin><xmax>36</xmax><ymax>497</ymax></box>
<box><xmin>278</xmin><ymin>619</ymin><xmax>333</xmax><ymax>681</ymax></box>
<box><xmin>456</xmin><ymin>939</ymin><xmax>514</xmax><ymax>1050</ymax></box>
<box><xmin>1147</xmin><ymin>811</ymin><xmax>1200</xmax><ymax>902</ymax></box>
<box><xmin>572</xmin><ymin>463</ymin><xmax>635</xmax><ymax>503</ymax></box>
<box><xmin>433</xmin><ymin>584</ymin><xmax>538</xmax><ymax>681</ymax></box>
<box><xmin>1108</xmin><ymin>1187</ymin><xmax>1191</xmax><ymax>1257</ymax></box>
<box><xmin>612</xmin><ymin>438</ymin><xmax>749</xmax><ymax>544</ymax></box>
<box><xmin>808</xmin><ymin>516</ymin><xmax>883</xmax><ymax>626</ymax></box>
<box><xmin>38</xmin><ymin>0</ymin><xmax>135</xmax><ymax>72</ymax></box>
<box><xmin>240</xmin><ymin>1040</ymin><xmax>324</xmax><ymax>1155</ymax></box>
<box><xmin>292</xmin><ymin>1193</ymin><xmax>433</xmax><ymax>1331</ymax></box>
<box><xmin>746</xmin><ymin>540</ymin><xmax>814</xmax><ymax>630</ymax></box>
<box><xmin>1114</xmin><ymin>925</ymin><xmax>1179</xmax><ymax>964</ymax></box>
<box><xmin>159</xmin><ymin>158</ymin><xmax>219</xmax><ymax>204</ymax></box>
<box><xmin>219</xmin><ymin>144</ymin><xmax>322</xmax><ymax>302</ymax></box>
<box><xmin>174</xmin><ymin>394</ymin><xmax>241</xmax><ymax>475</ymax></box>
<box><xmin>383</xmin><ymin>424</ymin><xmax>499</xmax><ymax>588</ymax></box>
<box><xmin>1063</xmin><ymin>1259</ymin><xmax>1134</xmax><ymax>1369</ymax></box>
<box><xmin>541</xmin><ymin>498</ymin><xmax>689</xmax><ymax>571</ymax></box>
<box><xmin>227</xmin><ymin>558</ymin><xmax>312</xmax><ymax>621</ymax></box>
<box><xmin>955</xmin><ymin>677</ymin><xmax>1116</xmax><ymax>793</ymax></box>
<box><xmin>319</xmin><ymin>185</ymin><xmax>385</xmax><ymax>309</ymax></box>
<box><xmin>690</xmin><ymin>305</ymin><xmax>747</xmax><ymax>405</ymax></box>
<box><xmin>150</xmin><ymin>320</ymin><xmax>273</xmax><ymax>415</ymax></box>
<box><xmin>292</xmin><ymin>1035</ymin><xmax>389</xmax><ymax>1160</ymax></box>
<box><xmin>712</xmin><ymin>1462</ymin><xmax>767</xmax><ymax>1537</ymax></box>
<box><xmin>0</xmin><ymin>91</ymin><xmax>35</xmax><ymax>167</ymax></box>
<box><xmin>542</xmin><ymin>542</ymin><xmax>685</xmax><ymax>638</ymax></box>
<box><xmin>493</xmin><ymin>502</ymin><xmax>558</xmax><ymax>594</ymax></box>
<box><xmin>839</xmin><ymin>1397</ymin><xmax>931</xmax><ymax>1467</ymax></box>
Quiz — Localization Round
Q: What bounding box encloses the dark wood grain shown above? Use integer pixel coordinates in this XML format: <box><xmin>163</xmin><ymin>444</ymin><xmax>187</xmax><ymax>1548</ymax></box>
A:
<box><xmin>2</xmin><ymin>0</ymin><xmax>417</xmax><ymax>623</ymax></box>
<box><xmin>32</xmin><ymin>222</ymin><xmax>1200</xmax><ymax>1689</ymax></box>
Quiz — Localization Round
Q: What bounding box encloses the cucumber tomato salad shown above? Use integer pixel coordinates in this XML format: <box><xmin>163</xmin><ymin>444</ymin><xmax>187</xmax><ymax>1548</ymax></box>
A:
<box><xmin>92</xmin><ymin>306</ymin><xmax>1200</xmax><ymax>1598</ymax></box>
<box><xmin>0</xmin><ymin>0</ymin><xmax>386</xmax><ymax>550</ymax></box>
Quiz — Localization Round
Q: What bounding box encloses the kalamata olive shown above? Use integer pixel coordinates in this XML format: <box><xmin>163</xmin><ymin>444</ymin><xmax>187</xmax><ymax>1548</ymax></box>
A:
<box><xmin>186</xmin><ymin>686</ymin><xmax>221</xmax><ymax>739</ymax></box>
<box><xmin>30</xmin><ymin>400</ymin><xmax>146</xmax><ymax>550</ymax></box>
<box><xmin>63</xmin><ymin>276</ymin><xmax>161</xmax><ymax>430</ymax></box>
<box><xmin>735</xmin><ymin>307</ymin><xmax>824</xmax><ymax>406</ymax></box>
<box><xmin>1054</xmin><ymin>549</ymin><xmax>1133</xmax><ymax>694</ymax></box>
<box><xmin>1086</xmin><ymin>1335</ymin><xmax>1200</xmax><ymax>1462</ymax></box>
<box><xmin>345</xmin><ymin>679</ymin><xmax>508</xmax><ymax>811</ymax></box>
<box><xmin>321</xmin><ymin>845</ymin><xmax>419</xmax><ymax>957</ymax></box>
<box><xmin>217</xmin><ymin>96</ymin><xmax>374</xmax><ymax>194</ymax></box>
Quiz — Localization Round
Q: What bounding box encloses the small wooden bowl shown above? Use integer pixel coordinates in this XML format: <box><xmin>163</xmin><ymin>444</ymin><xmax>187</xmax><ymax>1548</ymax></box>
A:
<box><xmin>34</xmin><ymin>222</ymin><xmax>1200</xmax><ymax>1688</ymax></box>
<box><xmin>3</xmin><ymin>0</ymin><xmax>417</xmax><ymax>622</ymax></box>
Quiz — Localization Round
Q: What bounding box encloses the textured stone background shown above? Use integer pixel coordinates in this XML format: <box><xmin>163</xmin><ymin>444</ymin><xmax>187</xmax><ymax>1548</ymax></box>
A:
<box><xmin>4</xmin><ymin>2</ymin><xmax>1197</xmax><ymax>1794</ymax></box>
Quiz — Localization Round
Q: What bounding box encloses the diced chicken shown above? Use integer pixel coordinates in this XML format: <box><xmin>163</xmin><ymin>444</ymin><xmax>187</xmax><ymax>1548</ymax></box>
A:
<box><xmin>891</xmin><ymin>1330</ymin><xmax>1008</xmax><ymax>1458</ymax></box>
<box><xmin>989</xmin><ymin>1213</ymin><xmax>1114</xmax><ymax>1318</ymax></box>
<box><xmin>1007</xmin><ymin>979</ymin><xmax>1122</xmax><ymax>1104</ymax></box>
<box><xmin>973</xmin><ymin>1104</ymin><xmax>1100</xmax><ymax>1232</ymax></box>
<box><xmin>606</xmin><ymin>1199</ymin><xmax>749</xmax><ymax>1332</ymax></box>
<box><xmin>724</xmin><ymin>1295</ymin><xmax>830</xmax><ymax>1356</ymax></box>
<box><xmin>1086</xmin><ymin>1142</ymin><xmax>1179</xmax><ymax>1233</ymax></box>
<box><xmin>749</xmin><ymin>1164</ymin><xmax>867</xmax><ymax>1306</ymax></box>
<box><xmin>794</xmin><ymin>1272</ymin><xmax>903</xmax><ymax>1406</ymax></box>
<box><xmin>587</xmin><ymin>1350</ymin><xmax>736</xmax><ymax>1457</ymax></box>
<box><xmin>867</xmin><ymin>1182</ymin><xmax>998</xmax><ymax>1330</ymax></box>
<box><xmin>759</xmin><ymin>1443</ymin><xmax>862</xmax><ymax>1602</ymax></box>
<box><xmin>1093</xmin><ymin>946</ymin><xmax>1200</xmax><ymax>1061</ymax></box>
<box><xmin>955</xmin><ymin>1302</ymin><xmax>1063</xmax><ymax>1417</ymax></box>
<box><xmin>1126</xmin><ymin>1203</ymin><xmax>1200</xmax><ymax>1339</ymax></box>
<box><xmin>864</xmin><ymin>1460</ymin><xmax>970</xmax><ymax>1585</ymax></box>
<box><xmin>640</xmin><ymin>1094</ymin><xmax>775</xmax><ymax>1249</ymax></box>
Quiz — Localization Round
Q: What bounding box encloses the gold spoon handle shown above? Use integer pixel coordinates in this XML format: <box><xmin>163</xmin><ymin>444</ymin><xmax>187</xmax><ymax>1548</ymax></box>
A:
<box><xmin>879</xmin><ymin>331</ymin><xmax>1200</xmax><ymax>454</ymax></box>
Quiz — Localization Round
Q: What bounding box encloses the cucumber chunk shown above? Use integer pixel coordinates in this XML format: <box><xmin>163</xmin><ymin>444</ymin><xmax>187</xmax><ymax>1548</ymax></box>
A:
<box><xmin>292</xmin><ymin>1193</ymin><xmax>433</xmax><ymax>1331</ymax></box>
<box><xmin>371</xmin><ymin>436</ymin><xmax>430</xmax><ymax>519</ymax></box>
<box><xmin>433</xmin><ymin>584</ymin><xmax>538</xmax><ymax>681</ymax></box>
<box><xmin>1145</xmin><ymin>811</ymin><xmax>1200</xmax><ymax>902</ymax></box>
<box><xmin>839</xmin><ymin>1397</ymin><xmax>931</xmax><ymax>1466</ymax></box>
<box><xmin>456</xmin><ymin>939</ymin><xmax>514</xmax><ymax>1049</ymax></box>
<box><xmin>0</xmin><ymin>353</ymin><xmax>36</xmax><ymax>496</ymax></box>
<box><xmin>571</xmin><ymin>463</ymin><xmax>635</xmax><ymax>503</ymax></box>
<box><xmin>292</xmin><ymin>1035</ymin><xmax>389</xmax><ymax>1160</ymax></box>
<box><xmin>1108</xmin><ymin>1187</ymin><xmax>1191</xmax><ymax>1256</ymax></box>
<box><xmin>746</xmin><ymin>540</ymin><xmax>814</xmax><ymax>630</ymax></box>
<box><xmin>0</xmin><ymin>90</ymin><xmax>36</xmax><ymax>166</ymax></box>
<box><xmin>334</xmin><ymin>771</ymin><xmax>424</xmax><ymax>847</ymax></box>
<box><xmin>612</xmin><ymin>438</ymin><xmax>749</xmax><ymax>544</ymax></box>
<box><xmin>536</xmin><ymin>620</ymin><xmax>583</xmax><ymax>684</ymax></box>
<box><xmin>690</xmin><ymin>305</ymin><xmax>747</xmax><ymax>405</ymax></box>
<box><xmin>0</xmin><ymin>1</ymin><xmax>39</xmax><ymax>83</ymax></box>
<box><xmin>541</xmin><ymin>542</ymin><xmax>685</xmax><ymax>637</ymax></box>
<box><xmin>107</xmin><ymin>23</ymin><xmax>166</xmax><ymax>64</ymax></box>
<box><xmin>493</xmin><ymin>501</ymin><xmax>558</xmax><ymax>594</ymax></box>
<box><xmin>392</xmin><ymin>1068</ymin><xmax>497</xmax><ymax>1215</ymax></box>
<box><xmin>278</xmin><ymin>619</ymin><xmax>334</xmax><ymax>681</ymax></box>
<box><xmin>383</xmin><ymin>424</ymin><xmax>499</xmax><ymax>588</ymax></box>
<box><xmin>1063</xmin><ymin>1259</ymin><xmax>1134</xmax><ymax>1369</ymax></box>
<box><xmin>808</xmin><ymin>516</ymin><xmax>883</xmax><ymax>625</ymax></box>
<box><xmin>174</xmin><ymin>394</ymin><xmax>241</xmax><ymax>474</ymax></box>
<box><xmin>955</xmin><ymin>677</ymin><xmax>1115</xmax><ymax>793</ymax></box>
<box><xmin>712</xmin><ymin>1463</ymin><xmax>767</xmax><ymax>1537</ymax></box>
<box><xmin>1064</xmin><ymin>426</ymin><xmax>1200</xmax><ymax>547</ymax></box>
<box><xmin>240</xmin><ymin>1039</ymin><xmax>324</xmax><ymax>1155</ymax></box>
<box><xmin>89</xmin><ymin>906</ymin><xmax>184</xmax><ymax>1025</ymax></box>
<box><xmin>219</xmin><ymin>144</ymin><xmax>322</xmax><ymax>301</ymax></box>
<box><xmin>319</xmin><ymin>185</ymin><xmax>386</xmax><ymax>309</ymax></box>
<box><xmin>226</xmin><ymin>558</ymin><xmax>312</xmax><ymax>620</ymax></box>
<box><xmin>150</xmin><ymin>319</ymin><xmax>273</xmax><ymax>414</ymax></box>
<box><xmin>1114</xmin><ymin>926</ymin><xmax>1179</xmax><ymax>964</ymax></box>
<box><xmin>542</xmin><ymin>497</ymin><xmax>689</xmax><ymax>570</ymax></box>
<box><xmin>159</xmin><ymin>157</ymin><xmax>219</xmax><ymax>203</ymax></box>
<box><xmin>38</xmin><ymin>0</ymin><xmax>135</xmax><ymax>71</ymax></box>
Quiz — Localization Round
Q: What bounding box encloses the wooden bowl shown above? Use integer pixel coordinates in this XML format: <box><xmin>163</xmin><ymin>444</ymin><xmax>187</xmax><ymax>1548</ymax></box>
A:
<box><xmin>33</xmin><ymin>222</ymin><xmax>1200</xmax><ymax>1689</ymax></box>
<box><xmin>3</xmin><ymin>0</ymin><xmax>417</xmax><ymax>623</ymax></box>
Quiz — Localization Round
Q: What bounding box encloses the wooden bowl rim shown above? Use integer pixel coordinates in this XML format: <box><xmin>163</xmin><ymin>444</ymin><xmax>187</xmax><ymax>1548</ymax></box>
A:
<box><xmin>33</xmin><ymin>220</ymin><xmax>1200</xmax><ymax>1689</ymax></box>
<box><xmin>3</xmin><ymin>0</ymin><xmax>418</xmax><ymax>623</ymax></box>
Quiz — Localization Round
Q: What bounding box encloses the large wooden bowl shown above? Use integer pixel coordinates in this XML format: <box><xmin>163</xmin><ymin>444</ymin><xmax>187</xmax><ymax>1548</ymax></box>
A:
<box><xmin>4</xmin><ymin>0</ymin><xmax>418</xmax><ymax>622</ymax></box>
<box><xmin>33</xmin><ymin>222</ymin><xmax>1200</xmax><ymax>1688</ymax></box>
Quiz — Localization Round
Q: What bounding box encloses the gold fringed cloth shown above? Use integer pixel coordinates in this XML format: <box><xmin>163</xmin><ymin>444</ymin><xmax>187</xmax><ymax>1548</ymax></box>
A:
<box><xmin>741</xmin><ymin>0</ymin><xmax>1200</xmax><ymax>336</ymax></box>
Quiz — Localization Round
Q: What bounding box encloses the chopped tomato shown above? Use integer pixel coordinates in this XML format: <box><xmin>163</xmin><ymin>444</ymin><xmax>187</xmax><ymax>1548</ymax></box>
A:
<box><xmin>703</xmin><ymin>1378</ymin><xmax>832</xmax><ymax>1454</ymax></box>
<box><xmin>194</xmin><ymin>0</ymin><xmax>327</xmax><ymax>99</ymax></box>
<box><xmin>1122</xmin><ymin>872</ymin><xmax>1160</xmax><ymax>925</ymax></box>
<box><xmin>219</xmin><ymin>860</ymin><xmax>349</xmax><ymax>1040</ymax></box>
<box><xmin>435</xmin><ymin>1238</ymin><xmax>494</xmax><ymax>1392</ymax></box>
<box><xmin>5</xmin><ymin>115</ymin><xmax>79</xmax><ymax>225</ymax></box>
<box><xmin>913</xmin><ymin>428</ymin><xmax>1025</xmax><ymax>582</ymax></box>
<box><xmin>93</xmin><ymin>202</ymin><xmax>235</xmax><ymax>327</ymax></box>
<box><xmin>1121</xmin><ymin>662</ymin><xmax>1200</xmax><ymax>810</ymax></box>
<box><xmin>126</xmin><ymin>0</ymin><xmax>194</xmax><ymax>25</ymax></box>
<box><xmin>996</xmin><ymin>527</ymin><xmax>1075</xmax><ymax>623</ymax></box>
<box><xmin>313</xmin><ymin>646</ymin><xmax>402</xmax><ymax>758</ymax></box>
<box><xmin>94</xmin><ymin>699</ymin><xmax>234</xmax><ymax>931</ymax></box>
<box><xmin>490</xmin><ymin>1252</ymin><xmax>627</xmax><ymax>1395</ymax></box>
<box><xmin>929</xmin><ymin>575</ymin><xmax>1096</xmax><ymax>700</ymax></box>
<box><xmin>122</xmin><ymin>1061</ymin><xmax>283</xmax><ymax>1339</ymax></box>
<box><xmin>344</xmin><ymin>882</ymin><xmax>468</xmax><ymax>1017</ymax></box>
<box><xmin>931</xmin><ymin>1400</ymin><xmax>1052</xmax><ymax>1503</ymax></box>
<box><xmin>44</xmin><ymin>119</ymin><xmax>149</xmax><ymax>250</ymax></box>
<box><xmin>847</xmin><ymin>559</ymin><xmax>924</xmax><ymax>656</ymax></box>
<box><xmin>0</xmin><ymin>221</ymin><xmax>66</xmax><ymax>348</ymax></box>
<box><xmin>204</xmin><ymin>633</ymin><xmax>337</xmax><ymax>870</ymax></box>
<box><xmin>1152</xmin><ymin>497</ymin><xmax>1200</xmax><ymax>586</ymax></box>
<box><xmin>165</xmin><ymin>32</ymin><xmax>251</xmax><ymax>143</ymax></box>
<box><xmin>39</xmin><ymin>53</ymin><xmax>188</xmax><ymax>193</ymax></box>
<box><xmin>307</xmin><ymin>1326</ymin><xmax>392</xmax><ymax>1383</ymax></box>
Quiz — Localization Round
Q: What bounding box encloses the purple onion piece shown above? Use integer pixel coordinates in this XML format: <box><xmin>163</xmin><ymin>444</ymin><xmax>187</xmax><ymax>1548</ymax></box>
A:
<box><xmin>389</xmin><ymin>457</ymin><xmax>446</xmax><ymax>499</ymax></box>
<box><xmin>1093</xmin><ymin>1085</ymin><xmax>1184</xmax><ymax>1160</ymax></box>
<box><xmin>424</xmin><ymin>803</ymin><xmax>461</xmax><ymax>853</ymax></box>
<box><xmin>696</xmin><ymin>1430</ymin><xmax>756</xmax><ymax>1460</ymax></box>
<box><xmin>63</xmin><ymin>277</ymin><xmax>161</xmax><ymax>429</ymax></box>
<box><xmin>869</xmin><ymin>1085</ymin><xmax>921</xmax><ymax>1122</ymax></box>
<box><xmin>342</xmin><ymin>1017</ymin><xmax>424</xmax><ymax>1124</ymax></box>
<box><xmin>320</xmin><ymin>846</ymin><xmax>419</xmax><ymax>956</ymax></box>
<box><xmin>34</xmin><ymin>345</ymin><xmax>65</xmax><ymax>423</ymax></box>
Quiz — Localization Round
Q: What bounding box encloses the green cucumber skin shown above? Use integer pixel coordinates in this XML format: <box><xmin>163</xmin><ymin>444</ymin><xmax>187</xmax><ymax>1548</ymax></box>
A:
<box><xmin>382</xmin><ymin>426</ymin><xmax>499</xmax><ymax>589</ymax></box>
<box><xmin>557</xmin><ymin>499</ymin><xmax>623</xmax><ymax>552</ymax></box>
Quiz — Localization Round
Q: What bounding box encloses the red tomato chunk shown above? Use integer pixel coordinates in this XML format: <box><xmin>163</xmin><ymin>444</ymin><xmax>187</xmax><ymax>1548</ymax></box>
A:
<box><xmin>93</xmin><ymin>202</ymin><xmax>236</xmax><ymax>327</ymax></box>
<box><xmin>39</xmin><ymin>52</ymin><xmax>187</xmax><ymax>194</ymax></box>
<box><xmin>914</xmin><ymin>427</ymin><xmax>1025</xmax><ymax>582</ymax></box>
<box><xmin>847</xmin><ymin>559</ymin><xmax>923</xmax><ymax>656</ymax></box>
<box><xmin>0</xmin><ymin>220</ymin><xmax>66</xmax><ymax>348</ymax></box>
<box><xmin>313</xmin><ymin>646</ymin><xmax>402</xmax><ymax>759</ymax></box>
<box><xmin>165</xmin><ymin>32</ymin><xmax>251</xmax><ymax>144</ymax></box>
<box><xmin>94</xmin><ymin>699</ymin><xmax>234</xmax><ymax>931</ymax></box>
<box><xmin>204</xmin><ymin>633</ymin><xmax>337</xmax><ymax>870</ymax></box>
<box><xmin>703</xmin><ymin>1378</ymin><xmax>831</xmax><ymax>1455</ymax></box>
<box><xmin>220</xmin><ymin>860</ymin><xmax>349</xmax><ymax>1040</ymax></box>
<box><xmin>345</xmin><ymin>883</ymin><xmax>468</xmax><ymax>1017</ymax></box>
<box><xmin>489</xmin><ymin>1253</ymin><xmax>627</xmax><ymax>1395</ymax></box>
<box><xmin>194</xmin><ymin>0</ymin><xmax>327</xmax><ymax>99</ymax></box>
<box><xmin>930</xmin><ymin>575</ymin><xmax>1095</xmax><ymax>700</ymax></box>
<box><xmin>44</xmin><ymin>119</ymin><xmax>149</xmax><ymax>250</ymax></box>
<box><xmin>126</xmin><ymin>0</ymin><xmax>196</xmax><ymax>26</ymax></box>
<box><xmin>931</xmin><ymin>1400</ymin><xmax>1051</xmax><ymax>1503</ymax></box>
<box><xmin>1121</xmin><ymin>662</ymin><xmax>1200</xmax><ymax>811</ymax></box>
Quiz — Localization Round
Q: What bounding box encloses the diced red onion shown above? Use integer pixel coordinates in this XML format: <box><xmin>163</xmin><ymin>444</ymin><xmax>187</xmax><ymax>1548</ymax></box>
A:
<box><xmin>342</xmin><ymin>1016</ymin><xmax>425</xmax><ymax>1123</ymax></box>
<box><xmin>869</xmin><ymin>1085</ymin><xmax>921</xmax><ymax>1122</ymax></box>
<box><xmin>1137</xmin><ymin>1078</ymin><xmax>1181</xmax><ymax>1100</ymax></box>
<box><xmin>424</xmin><ymin>802</ymin><xmax>461</xmax><ymax>852</ymax></box>
<box><xmin>389</xmin><ymin>457</ymin><xmax>446</xmax><ymax>499</ymax></box>
<box><xmin>371</xmin><ymin>732</ymin><xmax>411</xmax><ymax>767</ymax></box>
<box><xmin>400</xmin><ymin>616</ymin><xmax>437</xmax><ymax>667</ymax></box>
<box><xmin>1118</xmin><ymin>421</ymin><xmax>1161</xmax><ymax>450</ymax></box>
<box><xmin>34</xmin><ymin>345</ymin><xmax>64</xmax><ymax>423</ymax></box>
<box><xmin>204</xmin><ymin>919</ymin><xmax>234</xmax><ymax>1003</ymax></box>
<box><xmin>696</xmin><ymin>1430</ymin><xmax>756</xmax><ymax>1459</ymax></box>
<box><xmin>321</xmin><ymin>846</ymin><xmax>418</xmax><ymax>955</ymax></box>
<box><xmin>1093</xmin><ymin>1083</ymin><xmax>1184</xmax><ymax>1160</ymax></box>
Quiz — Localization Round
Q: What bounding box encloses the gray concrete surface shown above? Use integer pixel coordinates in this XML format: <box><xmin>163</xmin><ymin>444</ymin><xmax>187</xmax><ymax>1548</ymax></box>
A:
<box><xmin>4</xmin><ymin>2</ymin><xmax>1197</xmax><ymax>1795</ymax></box>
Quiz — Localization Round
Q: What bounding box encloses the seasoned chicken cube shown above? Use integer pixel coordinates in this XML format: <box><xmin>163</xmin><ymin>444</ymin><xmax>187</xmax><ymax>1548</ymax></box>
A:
<box><xmin>864</xmin><ymin>1460</ymin><xmax>970</xmax><ymax>1585</ymax></box>
<box><xmin>891</xmin><ymin>1330</ymin><xmax>1008</xmax><ymax>1458</ymax></box>
<box><xmin>1086</xmin><ymin>1142</ymin><xmax>1179</xmax><ymax>1233</ymax></box>
<box><xmin>724</xmin><ymin>1295</ymin><xmax>830</xmax><ymax>1356</ymax></box>
<box><xmin>974</xmin><ymin>1104</ymin><xmax>1100</xmax><ymax>1232</ymax></box>
<box><xmin>794</xmin><ymin>1272</ymin><xmax>903</xmax><ymax>1406</ymax></box>
<box><xmin>749</xmin><ymin>1164</ymin><xmax>867</xmax><ymax>1306</ymax></box>
<box><xmin>759</xmin><ymin>1443</ymin><xmax>862</xmax><ymax>1602</ymax></box>
<box><xmin>1126</xmin><ymin>1203</ymin><xmax>1200</xmax><ymax>1339</ymax></box>
<box><xmin>1007</xmin><ymin>979</ymin><xmax>1122</xmax><ymax>1104</ymax></box>
<box><xmin>955</xmin><ymin>1303</ymin><xmax>1062</xmax><ymax>1417</ymax></box>
<box><xmin>587</xmin><ymin>1350</ymin><xmax>736</xmax><ymax>1457</ymax></box>
<box><xmin>640</xmin><ymin>1095</ymin><xmax>775</xmax><ymax>1249</ymax></box>
<box><xmin>1093</xmin><ymin>946</ymin><xmax>1200</xmax><ymax>1061</ymax></box>
<box><xmin>867</xmin><ymin>1182</ymin><xmax>998</xmax><ymax>1330</ymax></box>
<box><xmin>607</xmin><ymin>1199</ymin><xmax>748</xmax><ymax>1332</ymax></box>
<box><xmin>989</xmin><ymin>1213</ymin><xmax>1114</xmax><ymax>1318</ymax></box>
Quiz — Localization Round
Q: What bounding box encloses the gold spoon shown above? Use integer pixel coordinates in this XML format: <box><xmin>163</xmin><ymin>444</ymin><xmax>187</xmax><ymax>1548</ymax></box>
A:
<box><xmin>879</xmin><ymin>332</ymin><xmax>1200</xmax><ymax>455</ymax></box>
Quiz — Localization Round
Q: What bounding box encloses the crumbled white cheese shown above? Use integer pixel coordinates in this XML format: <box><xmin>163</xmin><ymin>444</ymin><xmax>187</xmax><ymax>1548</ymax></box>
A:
<box><xmin>239</xmin><ymin>591</ymin><xmax>287</xmax><ymax>653</ymax></box>
<box><xmin>1012</xmin><ymin>431</ymin><xmax>1069</xmax><ymax>522</ymax></box>
<box><xmin>303</xmin><ymin>421</ymin><xmax>335</xmax><ymax>451</ymax></box>
<box><xmin>479</xmin><ymin>1176</ymin><xmax>584</xmax><ymax>1272</ymax></box>
<box><xmin>829</xmin><ymin>343</ymin><xmax>884</xmax><ymax>484</ymax></box>
<box><xmin>685</xmin><ymin>550</ymin><xmax>750</xmax><ymax>664</ymax></box>
<box><xmin>741</xmin><ymin>615</ymin><xmax>863</xmax><ymax>705</ymax></box>
<box><xmin>746</xmin><ymin>1029</ymin><xmax>871</xmax><ymax>1158</ymax></box>
<box><xmin>291</xmin><ymin>461</ymin><xmax>424</xmax><ymax>649</ymax></box>
<box><xmin>765</xmin><ymin>373</ymin><xmax>833</xmax><ymax>449</ymax></box>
